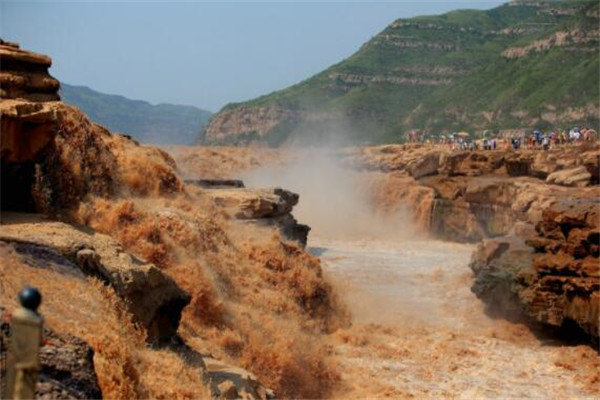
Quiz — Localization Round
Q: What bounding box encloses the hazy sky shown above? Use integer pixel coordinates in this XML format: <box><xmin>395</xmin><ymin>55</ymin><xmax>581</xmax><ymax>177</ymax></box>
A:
<box><xmin>2</xmin><ymin>1</ymin><xmax>505</xmax><ymax>111</ymax></box>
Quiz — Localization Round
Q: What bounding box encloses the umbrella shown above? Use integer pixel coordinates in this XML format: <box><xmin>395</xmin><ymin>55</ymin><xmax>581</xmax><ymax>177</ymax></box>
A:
<box><xmin>456</xmin><ymin>131</ymin><xmax>470</xmax><ymax>138</ymax></box>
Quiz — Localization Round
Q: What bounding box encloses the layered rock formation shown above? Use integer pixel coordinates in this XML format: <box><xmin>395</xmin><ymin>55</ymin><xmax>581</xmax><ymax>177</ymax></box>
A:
<box><xmin>470</xmin><ymin>198</ymin><xmax>599</xmax><ymax>339</ymax></box>
<box><xmin>0</xmin><ymin>39</ymin><xmax>60</xmax><ymax>102</ymax></box>
<box><xmin>342</xmin><ymin>144</ymin><xmax>599</xmax><ymax>240</ymax></box>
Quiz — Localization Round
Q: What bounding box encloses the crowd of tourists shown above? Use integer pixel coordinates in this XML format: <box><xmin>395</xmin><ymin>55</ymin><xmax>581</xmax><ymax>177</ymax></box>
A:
<box><xmin>404</xmin><ymin>127</ymin><xmax>597</xmax><ymax>151</ymax></box>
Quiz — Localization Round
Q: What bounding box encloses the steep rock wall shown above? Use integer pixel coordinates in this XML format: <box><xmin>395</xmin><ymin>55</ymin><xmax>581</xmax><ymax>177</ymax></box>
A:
<box><xmin>203</xmin><ymin>106</ymin><xmax>298</xmax><ymax>143</ymax></box>
<box><xmin>470</xmin><ymin>199</ymin><xmax>599</xmax><ymax>339</ymax></box>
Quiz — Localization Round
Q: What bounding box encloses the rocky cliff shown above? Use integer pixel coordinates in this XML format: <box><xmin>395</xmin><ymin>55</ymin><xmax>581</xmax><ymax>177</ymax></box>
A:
<box><xmin>1</xmin><ymin>42</ymin><xmax>346</xmax><ymax>399</ymax></box>
<box><xmin>470</xmin><ymin>198</ymin><xmax>599</xmax><ymax>339</ymax></box>
<box><xmin>170</xmin><ymin>143</ymin><xmax>599</xmax><ymax>341</ymax></box>
<box><xmin>202</xmin><ymin>106</ymin><xmax>298</xmax><ymax>144</ymax></box>
<box><xmin>341</xmin><ymin>143</ymin><xmax>599</xmax><ymax>240</ymax></box>
<box><xmin>346</xmin><ymin>143</ymin><xmax>599</xmax><ymax>340</ymax></box>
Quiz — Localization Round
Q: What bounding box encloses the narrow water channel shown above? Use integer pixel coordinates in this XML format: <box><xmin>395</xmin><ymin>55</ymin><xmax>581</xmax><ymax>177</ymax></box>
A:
<box><xmin>309</xmin><ymin>237</ymin><xmax>599</xmax><ymax>399</ymax></box>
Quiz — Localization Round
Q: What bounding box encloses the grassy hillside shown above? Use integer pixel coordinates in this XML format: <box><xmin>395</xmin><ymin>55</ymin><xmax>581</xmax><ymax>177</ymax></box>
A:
<box><xmin>205</xmin><ymin>0</ymin><xmax>599</xmax><ymax>145</ymax></box>
<box><xmin>61</xmin><ymin>84</ymin><xmax>211</xmax><ymax>145</ymax></box>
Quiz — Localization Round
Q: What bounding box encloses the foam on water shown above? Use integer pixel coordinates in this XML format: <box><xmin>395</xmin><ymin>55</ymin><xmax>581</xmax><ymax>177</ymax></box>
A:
<box><xmin>310</xmin><ymin>236</ymin><xmax>599</xmax><ymax>399</ymax></box>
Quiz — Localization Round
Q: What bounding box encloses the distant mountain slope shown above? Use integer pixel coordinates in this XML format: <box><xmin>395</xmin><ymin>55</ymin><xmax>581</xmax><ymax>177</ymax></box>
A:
<box><xmin>203</xmin><ymin>0</ymin><xmax>599</xmax><ymax>146</ymax></box>
<box><xmin>60</xmin><ymin>83</ymin><xmax>211</xmax><ymax>145</ymax></box>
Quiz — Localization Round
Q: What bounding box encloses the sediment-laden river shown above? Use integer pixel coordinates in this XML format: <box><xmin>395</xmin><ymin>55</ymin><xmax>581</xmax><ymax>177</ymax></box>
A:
<box><xmin>309</xmin><ymin>237</ymin><xmax>599</xmax><ymax>399</ymax></box>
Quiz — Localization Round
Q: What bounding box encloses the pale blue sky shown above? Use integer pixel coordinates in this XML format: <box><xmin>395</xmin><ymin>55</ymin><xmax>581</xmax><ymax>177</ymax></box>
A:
<box><xmin>1</xmin><ymin>1</ymin><xmax>505</xmax><ymax>111</ymax></box>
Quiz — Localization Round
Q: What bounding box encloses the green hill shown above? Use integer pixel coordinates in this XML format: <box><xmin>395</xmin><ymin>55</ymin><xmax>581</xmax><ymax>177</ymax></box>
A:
<box><xmin>60</xmin><ymin>83</ymin><xmax>212</xmax><ymax>145</ymax></box>
<box><xmin>203</xmin><ymin>0</ymin><xmax>599</xmax><ymax>146</ymax></box>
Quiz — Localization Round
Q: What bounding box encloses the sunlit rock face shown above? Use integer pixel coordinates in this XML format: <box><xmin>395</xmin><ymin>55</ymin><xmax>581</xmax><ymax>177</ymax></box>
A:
<box><xmin>0</xmin><ymin>42</ymin><xmax>183</xmax><ymax>213</ymax></box>
<box><xmin>470</xmin><ymin>199</ymin><xmax>600</xmax><ymax>339</ymax></box>
<box><xmin>0</xmin><ymin>39</ymin><xmax>60</xmax><ymax>102</ymax></box>
<box><xmin>1</xmin><ymin>39</ymin><xmax>63</xmax><ymax>211</ymax></box>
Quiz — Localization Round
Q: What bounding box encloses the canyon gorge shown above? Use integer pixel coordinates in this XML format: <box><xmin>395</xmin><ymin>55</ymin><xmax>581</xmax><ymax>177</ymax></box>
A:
<box><xmin>1</xmin><ymin>34</ymin><xmax>599</xmax><ymax>400</ymax></box>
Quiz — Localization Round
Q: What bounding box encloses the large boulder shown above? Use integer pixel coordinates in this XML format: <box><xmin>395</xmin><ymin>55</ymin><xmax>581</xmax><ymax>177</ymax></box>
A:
<box><xmin>208</xmin><ymin>188</ymin><xmax>298</xmax><ymax>219</ymax></box>
<box><xmin>407</xmin><ymin>151</ymin><xmax>440</xmax><ymax>179</ymax></box>
<box><xmin>203</xmin><ymin>357</ymin><xmax>274</xmax><ymax>400</ymax></box>
<box><xmin>470</xmin><ymin>236</ymin><xmax>536</xmax><ymax>317</ymax></box>
<box><xmin>206</xmin><ymin>187</ymin><xmax>310</xmax><ymax>247</ymax></box>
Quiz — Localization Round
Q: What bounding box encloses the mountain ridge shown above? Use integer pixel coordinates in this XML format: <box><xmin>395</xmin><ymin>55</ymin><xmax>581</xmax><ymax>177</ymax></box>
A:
<box><xmin>60</xmin><ymin>83</ymin><xmax>212</xmax><ymax>145</ymax></box>
<box><xmin>202</xmin><ymin>0</ymin><xmax>599</xmax><ymax>146</ymax></box>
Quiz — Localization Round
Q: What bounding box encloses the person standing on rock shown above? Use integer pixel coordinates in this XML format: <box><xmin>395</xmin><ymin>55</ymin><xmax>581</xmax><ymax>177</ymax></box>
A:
<box><xmin>542</xmin><ymin>135</ymin><xmax>550</xmax><ymax>151</ymax></box>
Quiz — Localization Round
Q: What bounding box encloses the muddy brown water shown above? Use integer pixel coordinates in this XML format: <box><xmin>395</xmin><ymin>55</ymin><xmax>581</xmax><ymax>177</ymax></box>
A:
<box><xmin>309</xmin><ymin>237</ymin><xmax>599</xmax><ymax>399</ymax></box>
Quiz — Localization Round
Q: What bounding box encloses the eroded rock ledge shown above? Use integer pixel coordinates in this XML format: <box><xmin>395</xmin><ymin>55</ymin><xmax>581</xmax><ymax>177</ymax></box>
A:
<box><xmin>0</xmin><ymin>213</ymin><xmax>191</xmax><ymax>343</ymax></box>
<box><xmin>470</xmin><ymin>199</ymin><xmax>599</xmax><ymax>339</ymax></box>
<box><xmin>0</xmin><ymin>39</ymin><xmax>60</xmax><ymax>102</ymax></box>
<box><xmin>200</xmin><ymin>185</ymin><xmax>310</xmax><ymax>247</ymax></box>
<box><xmin>342</xmin><ymin>144</ymin><xmax>599</xmax><ymax>242</ymax></box>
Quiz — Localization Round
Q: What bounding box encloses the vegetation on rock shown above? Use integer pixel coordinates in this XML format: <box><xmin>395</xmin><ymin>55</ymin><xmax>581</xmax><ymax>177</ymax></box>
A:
<box><xmin>203</xmin><ymin>0</ymin><xmax>599</xmax><ymax>145</ymax></box>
